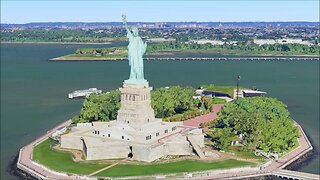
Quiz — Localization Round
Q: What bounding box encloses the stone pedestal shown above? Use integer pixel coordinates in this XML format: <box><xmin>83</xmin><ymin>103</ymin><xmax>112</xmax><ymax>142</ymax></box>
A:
<box><xmin>116</xmin><ymin>80</ymin><xmax>156</xmax><ymax>129</ymax></box>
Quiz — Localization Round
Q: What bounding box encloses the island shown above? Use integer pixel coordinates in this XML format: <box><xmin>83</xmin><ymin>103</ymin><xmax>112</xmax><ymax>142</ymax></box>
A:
<box><xmin>17</xmin><ymin>84</ymin><xmax>318</xmax><ymax>179</ymax></box>
<box><xmin>15</xmin><ymin>16</ymin><xmax>319</xmax><ymax>180</ymax></box>
<box><xmin>50</xmin><ymin>41</ymin><xmax>320</xmax><ymax>61</ymax></box>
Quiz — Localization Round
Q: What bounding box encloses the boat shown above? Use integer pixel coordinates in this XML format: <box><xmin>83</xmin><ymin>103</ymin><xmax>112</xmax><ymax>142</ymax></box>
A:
<box><xmin>68</xmin><ymin>88</ymin><xmax>102</xmax><ymax>99</ymax></box>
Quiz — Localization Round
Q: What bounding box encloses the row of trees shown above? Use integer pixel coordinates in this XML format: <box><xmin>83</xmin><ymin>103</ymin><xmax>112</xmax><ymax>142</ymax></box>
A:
<box><xmin>207</xmin><ymin>97</ymin><xmax>299</xmax><ymax>154</ymax></box>
<box><xmin>72</xmin><ymin>86</ymin><xmax>199</xmax><ymax>123</ymax></box>
<box><xmin>75</xmin><ymin>47</ymin><xmax>127</xmax><ymax>55</ymax></box>
<box><xmin>224</xmin><ymin>42</ymin><xmax>319</xmax><ymax>54</ymax></box>
<box><xmin>147</xmin><ymin>41</ymin><xmax>320</xmax><ymax>55</ymax></box>
<box><xmin>151</xmin><ymin>86</ymin><xmax>195</xmax><ymax>118</ymax></box>
<box><xmin>1</xmin><ymin>29</ymin><xmax>127</xmax><ymax>42</ymax></box>
<box><xmin>163</xmin><ymin>95</ymin><xmax>214</xmax><ymax>122</ymax></box>
<box><xmin>72</xmin><ymin>90</ymin><xmax>120</xmax><ymax>123</ymax></box>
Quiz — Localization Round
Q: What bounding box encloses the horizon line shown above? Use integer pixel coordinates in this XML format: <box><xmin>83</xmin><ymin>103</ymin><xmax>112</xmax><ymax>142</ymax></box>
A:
<box><xmin>2</xmin><ymin>21</ymin><xmax>320</xmax><ymax>25</ymax></box>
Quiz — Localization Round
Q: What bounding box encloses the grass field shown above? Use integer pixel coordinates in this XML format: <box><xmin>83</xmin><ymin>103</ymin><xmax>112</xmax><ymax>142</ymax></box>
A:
<box><xmin>32</xmin><ymin>139</ymin><xmax>107</xmax><ymax>174</ymax></box>
<box><xmin>212</xmin><ymin>97</ymin><xmax>227</xmax><ymax>104</ymax></box>
<box><xmin>33</xmin><ymin>139</ymin><xmax>256</xmax><ymax>177</ymax></box>
<box><xmin>228</xmin><ymin>146</ymin><xmax>266</xmax><ymax>162</ymax></box>
<box><xmin>96</xmin><ymin>159</ymin><xmax>255</xmax><ymax>177</ymax></box>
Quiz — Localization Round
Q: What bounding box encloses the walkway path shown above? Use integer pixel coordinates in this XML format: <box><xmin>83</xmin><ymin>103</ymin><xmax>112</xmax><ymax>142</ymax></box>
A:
<box><xmin>183</xmin><ymin>104</ymin><xmax>223</xmax><ymax>127</ymax></box>
<box><xmin>17</xmin><ymin>120</ymin><xmax>80</xmax><ymax>180</ymax></box>
<box><xmin>88</xmin><ymin>158</ymin><xmax>127</xmax><ymax>176</ymax></box>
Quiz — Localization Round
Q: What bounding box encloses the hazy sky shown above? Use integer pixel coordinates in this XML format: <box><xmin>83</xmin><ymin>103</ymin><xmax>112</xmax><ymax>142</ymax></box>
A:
<box><xmin>1</xmin><ymin>1</ymin><xmax>319</xmax><ymax>23</ymax></box>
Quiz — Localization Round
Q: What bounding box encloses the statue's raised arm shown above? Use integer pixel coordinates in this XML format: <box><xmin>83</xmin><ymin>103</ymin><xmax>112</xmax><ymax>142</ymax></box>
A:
<box><xmin>122</xmin><ymin>14</ymin><xmax>131</xmax><ymax>35</ymax></box>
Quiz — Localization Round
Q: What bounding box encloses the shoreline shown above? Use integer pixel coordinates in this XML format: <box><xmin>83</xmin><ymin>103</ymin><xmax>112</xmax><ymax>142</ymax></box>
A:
<box><xmin>1</xmin><ymin>41</ymin><xmax>114</xmax><ymax>45</ymax></box>
<box><xmin>49</xmin><ymin>56</ymin><xmax>320</xmax><ymax>61</ymax></box>
<box><xmin>283</xmin><ymin>130</ymin><xmax>319</xmax><ymax>172</ymax></box>
<box><xmin>2</xmin><ymin>42</ymin><xmax>319</xmax><ymax>57</ymax></box>
<box><xmin>7</xmin><ymin>154</ymin><xmax>36</xmax><ymax>180</ymax></box>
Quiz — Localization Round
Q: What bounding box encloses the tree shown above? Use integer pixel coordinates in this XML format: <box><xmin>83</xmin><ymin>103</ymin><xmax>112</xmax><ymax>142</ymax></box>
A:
<box><xmin>210</xmin><ymin>97</ymin><xmax>299</xmax><ymax>154</ymax></box>
<box><xmin>151</xmin><ymin>86</ymin><xmax>195</xmax><ymax>118</ymax></box>
<box><xmin>72</xmin><ymin>90</ymin><xmax>121</xmax><ymax>123</ymax></box>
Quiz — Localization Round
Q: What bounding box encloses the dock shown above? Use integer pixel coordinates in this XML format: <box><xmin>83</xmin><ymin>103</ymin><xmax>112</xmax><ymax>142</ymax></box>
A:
<box><xmin>273</xmin><ymin>169</ymin><xmax>320</xmax><ymax>180</ymax></box>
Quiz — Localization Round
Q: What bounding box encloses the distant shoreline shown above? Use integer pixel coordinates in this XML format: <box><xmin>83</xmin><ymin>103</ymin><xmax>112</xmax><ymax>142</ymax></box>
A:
<box><xmin>1</xmin><ymin>41</ymin><xmax>113</xmax><ymax>45</ymax></box>
<box><xmin>49</xmin><ymin>56</ymin><xmax>320</xmax><ymax>61</ymax></box>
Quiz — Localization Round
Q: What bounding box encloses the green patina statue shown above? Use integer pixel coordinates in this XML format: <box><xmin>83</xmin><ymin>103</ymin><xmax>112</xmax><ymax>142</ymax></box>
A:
<box><xmin>122</xmin><ymin>15</ymin><xmax>148</xmax><ymax>84</ymax></box>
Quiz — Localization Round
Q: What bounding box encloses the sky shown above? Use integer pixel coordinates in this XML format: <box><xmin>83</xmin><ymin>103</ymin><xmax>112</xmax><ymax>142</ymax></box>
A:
<box><xmin>1</xmin><ymin>1</ymin><xmax>319</xmax><ymax>24</ymax></box>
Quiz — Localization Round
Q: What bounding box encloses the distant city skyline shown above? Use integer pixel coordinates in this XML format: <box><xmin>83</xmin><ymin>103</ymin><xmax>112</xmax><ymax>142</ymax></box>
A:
<box><xmin>1</xmin><ymin>1</ymin><xmax>319</xmax><ymax>24</ymax></box>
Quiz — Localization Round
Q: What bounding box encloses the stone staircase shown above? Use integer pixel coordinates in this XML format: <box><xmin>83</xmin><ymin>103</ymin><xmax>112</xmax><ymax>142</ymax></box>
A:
<box><xmin>187</xmin><ymin>136</ymin><xmax>205</xmax><ymax>159</ymax></box>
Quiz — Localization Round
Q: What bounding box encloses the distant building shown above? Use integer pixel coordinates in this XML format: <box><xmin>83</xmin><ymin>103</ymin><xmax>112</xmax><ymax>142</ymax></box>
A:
<box><xmin>191</xmin><ymin>39</ymin><xmax>225</xmax><ymax>45</ymax></box>
<box><xmin>233</xmin><ymin>89</ymin><xmax>267</xmax><ymax>99</ymax></box>
<box><xmin>242</xmin><ymin>89</ymin><xmax>267</xmax><ymax>97</ymax></box>
<box><xmin>194</xmin><ymin>89</ymin><xmax>233</xmax><ymax>102</ymax></box>
<box><xmin>196</xmin><ymin>87</ymin><xmax>266</xmax><ymax>100</ymax></box>
<box><xmin>202</xmin><ymin>90</ymin><xmax>230</xmax><ymax>98</ymax></box>
<box><xmin>146</xmin><ymin>38</ymin><xmax>176</xmax><ymax>43</ymax></box>
<box><xmin>253</xmin><ymin>38</ymin><xmax>313</xmax><ymax>46</ymax></box>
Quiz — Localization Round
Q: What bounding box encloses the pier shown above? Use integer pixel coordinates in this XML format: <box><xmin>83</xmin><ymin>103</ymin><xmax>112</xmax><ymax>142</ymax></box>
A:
<box><xmin>273</xmin><ymin>169</ymin><xmax>320</xmax><ymax>180</ymax></box>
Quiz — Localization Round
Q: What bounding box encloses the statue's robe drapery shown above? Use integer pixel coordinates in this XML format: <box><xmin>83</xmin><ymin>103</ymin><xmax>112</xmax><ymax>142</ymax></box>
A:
<box><xmin>127</xmin><ymin>32</ymin><xmax>147</xmax><ymax>80</ymax></box>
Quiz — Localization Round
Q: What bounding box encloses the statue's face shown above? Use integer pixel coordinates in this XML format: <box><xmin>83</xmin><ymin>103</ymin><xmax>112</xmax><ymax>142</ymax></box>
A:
<box><xmin>131</xmin><ymin>27</ymin><xmax>139</xmax><ymax>36</ymax></box>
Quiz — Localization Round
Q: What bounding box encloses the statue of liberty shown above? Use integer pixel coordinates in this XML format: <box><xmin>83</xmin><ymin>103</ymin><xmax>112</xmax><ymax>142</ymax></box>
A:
<box><xmin>122</xmin><ymin>15</ymin><xmax>147</xmax><ymax>84</ymax></box>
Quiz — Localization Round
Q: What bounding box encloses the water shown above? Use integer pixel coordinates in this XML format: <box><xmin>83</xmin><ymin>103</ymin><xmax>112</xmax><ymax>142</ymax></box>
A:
<box><xmin>1</xmin><ymin>43</ymin><xmax>319</xmax><ymax>179</ymax></box>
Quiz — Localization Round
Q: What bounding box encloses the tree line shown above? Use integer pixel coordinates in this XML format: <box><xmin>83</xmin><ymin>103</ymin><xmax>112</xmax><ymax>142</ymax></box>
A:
<box><xmin>147</xmin><ymin>41</ymin><xmax>320</xmax><ymax>55</ymax></box>
<box><xmin>72</xmin><ymin>86</ymin><xmax>215</xmax><ymax>123</ymax></box>
<box><xmin>1</xmin><ymin>29</ymin><xmax>126</xmax><ymax>42</ymax></box>
<box><xmin>75</xmin><ymin>47</ymin><xmax>127</xmax><ymax>55</ymax></box>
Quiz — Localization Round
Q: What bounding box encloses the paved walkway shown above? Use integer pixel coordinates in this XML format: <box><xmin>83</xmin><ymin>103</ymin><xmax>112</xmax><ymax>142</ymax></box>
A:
<box><xmin>183</xmin><ymin>104</ymin><xmax>223</xmax><ymax>127</ymax></box>
<box><xmin>17</xmin><ymin>120</ymin><xmax>77</xmax><ymax>180</ymax></box>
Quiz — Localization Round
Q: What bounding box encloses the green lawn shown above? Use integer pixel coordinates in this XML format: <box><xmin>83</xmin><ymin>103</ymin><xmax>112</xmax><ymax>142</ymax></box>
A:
<box><xmin>201</xmin><ymin>85</ymin><xmax>241</xmax><ymax>97</ymax></box>
<box><xmin>32</xmin><ymin>139</ymin><xmax>107</xmax><ymax>175</ymax></box>
<box><xmin>228</xmin><ymin>146</ymin><xmax>266</xmax><ymax>162</ymax></box>
<box><xmin>96</xmin><ymin>159</ymin><xmax>255</xmax><ymax>177</ymax></box>
<box><xmin>212</xmin><ymin>97</ymin><xmax>227</xmax><ymax>104</ymax></box>
<box><xmin>33</xmin><ymin>139</ymin><xmax>255</xmax><ymax>177</ymax></box>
